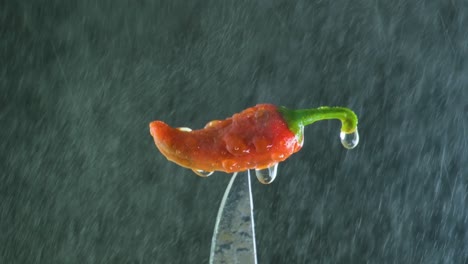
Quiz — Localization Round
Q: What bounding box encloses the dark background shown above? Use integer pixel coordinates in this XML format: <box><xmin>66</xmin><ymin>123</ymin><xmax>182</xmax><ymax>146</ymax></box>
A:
<box><xmin>2</xmin><ymin>0</ymin><xmax>467</xmax><ymax>263</ymax></box>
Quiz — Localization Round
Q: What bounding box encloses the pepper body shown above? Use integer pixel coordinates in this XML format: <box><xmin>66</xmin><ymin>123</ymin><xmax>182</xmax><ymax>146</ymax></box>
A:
<box><xmin>150</xmin><ymin>104</ymin><xmax>302</xmax><ymax>173</ymax></box>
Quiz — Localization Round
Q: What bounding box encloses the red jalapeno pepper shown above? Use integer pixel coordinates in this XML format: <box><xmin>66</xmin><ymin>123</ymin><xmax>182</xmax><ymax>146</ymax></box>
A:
<box><xmin>149</xmin><ymin>104</ymin><xmax>358</xmax><ymax>174</ymax></box>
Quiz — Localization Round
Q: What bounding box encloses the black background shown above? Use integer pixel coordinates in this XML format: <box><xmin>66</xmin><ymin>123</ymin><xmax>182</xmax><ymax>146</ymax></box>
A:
<box><xmin>2</xmin><ymin>1</ymin><xmax>468</xmax><ymax>263</ymax></box>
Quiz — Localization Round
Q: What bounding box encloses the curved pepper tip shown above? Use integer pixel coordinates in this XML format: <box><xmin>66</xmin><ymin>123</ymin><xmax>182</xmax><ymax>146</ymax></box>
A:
<box><xmin>149</xmin><ymin>121</ymin><xmax>165</xmax><ymax>139</ymax></box>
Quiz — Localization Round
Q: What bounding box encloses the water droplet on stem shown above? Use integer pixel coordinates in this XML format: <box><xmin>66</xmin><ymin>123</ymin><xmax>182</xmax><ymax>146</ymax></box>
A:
<box><xmin>296</xmin><ymin>125</ymin><xmax>305</xmax><ymax>147</ymax></box>
<box><xmin>255</xmin><ymin>163</ymin><xmax>278</xmax><ymax>184</ymax></box>
<box><xmin>340</xmin><ymin>129</ymin><xmax>359</xmax><ymax>149</ymax></box>
<box><xmin>192</xmin><ymin>169</ymin><xmax>214</xmax><ymax>177</ymax></box>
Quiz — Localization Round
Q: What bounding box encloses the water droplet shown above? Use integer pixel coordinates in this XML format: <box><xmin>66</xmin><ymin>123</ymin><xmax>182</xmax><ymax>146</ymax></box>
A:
<box><xmin>255</xmin><ymin>163</ymin><xmax>278</xmax><ymax>184</ymax></box>
<box><xmin>177</xmin><ymin>127</ymin><xmax>192</xmax><ymax>132</ymax></box>
<box><xmin>271</xmin><ymin>152</ymin><xmax>285</xmax><ymax>161</ymax></box>
<box><xmin>205</xmin><ymin>120</ymin><xmax>222</xmax><ymax>128</ymax></box>
<box><xmin>254</xmin><ymin>109</ymin><xmax>270</xmax><ymax>126</ymax></box>
<box><xmin>297</xmin><ymin>126</ymin><xmax>305</xmax><ymax>146</ymax></box>
<box><xmin>340</xmin><ymin>129</ymin><xmax>359</xmax><ymax>149</ymax></box>
<box><xmin>222</xmin><ymin>159</ymin><xmax>239</xmax><ymax>171</ymax></box>
<box><xmin>225</xmin><ymin>135</ymin><xmax>250</xmax><ymax>155</ymax></box>
<box><xmin>192</xmin><ymin>169</ymin><xmax>214</xmax><ymax>177</ymax></box>
<box><xmin>253</xmin><ymin>136</ymin><xmax>272</xmax><ymax>153</ymax></box>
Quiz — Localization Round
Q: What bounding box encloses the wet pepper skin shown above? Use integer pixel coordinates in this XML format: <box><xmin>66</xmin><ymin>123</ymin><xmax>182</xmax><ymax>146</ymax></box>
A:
<box><xmin>149</xmin><ymin>104</ymin><xmax>302</xmax><ymax>173</ymax></box>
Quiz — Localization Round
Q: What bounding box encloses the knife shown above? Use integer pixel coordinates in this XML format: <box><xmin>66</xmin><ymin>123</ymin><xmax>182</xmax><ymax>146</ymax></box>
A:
<box><xmin>209</xmin><ymin>170</ymin><xmax>258</xmax><ymax>264</ymax></box>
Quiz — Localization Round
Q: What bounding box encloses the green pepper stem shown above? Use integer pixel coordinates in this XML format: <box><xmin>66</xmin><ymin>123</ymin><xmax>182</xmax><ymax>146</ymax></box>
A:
<box><xmin>278</xmin><ymin>106</ymin><xmax>358</xmax><ymax>138</ymax></box>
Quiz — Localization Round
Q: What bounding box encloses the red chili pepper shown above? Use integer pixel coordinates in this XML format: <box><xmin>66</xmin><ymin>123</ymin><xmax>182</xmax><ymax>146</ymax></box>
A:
<box><xmin>149</xmin><ymin>104</ymin><xmax>358</xmax><ymax>174</ymax></box>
